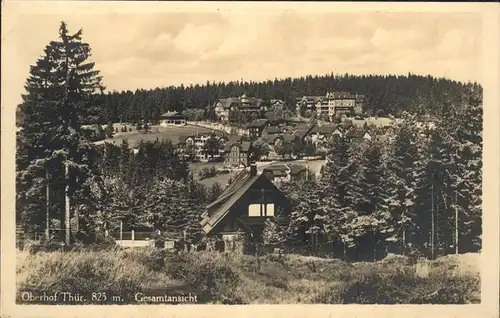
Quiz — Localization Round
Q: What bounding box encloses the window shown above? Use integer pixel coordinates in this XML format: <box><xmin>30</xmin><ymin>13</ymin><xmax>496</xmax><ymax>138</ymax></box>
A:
<box><xmin>266</xmin><ymin>204</ymin><xmax>275</xmax><ymax>216</ymax></box>
<box><xmin>248</xmin><ymin>203</ymin><xmax>275</xmax><ymax>217</ymax></box>
<box><xmin>248</xmin><ymin>204</ymin><xmax>261</xmax><ymax>217</ymax></box>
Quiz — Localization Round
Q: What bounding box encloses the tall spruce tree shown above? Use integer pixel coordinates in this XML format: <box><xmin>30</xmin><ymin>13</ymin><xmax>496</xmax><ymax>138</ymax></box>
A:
<box><xmin>142</xmin><ymin>178</ymin><xmax>202</xmax><ymax>241</ymax></box>
<box><xmin>320</xmin><ymin>136</ymin><xmax>356</xmax><ymax>245</ymax></box>
<box><xmin>16</xmin><ymin>22</ymin><xmax>104</xmax><ymax>241</ymax></box>
<box><xmin>386</xmin><ymin>116</ymin><xmax>420</xmax><ymax>248</ymax></box>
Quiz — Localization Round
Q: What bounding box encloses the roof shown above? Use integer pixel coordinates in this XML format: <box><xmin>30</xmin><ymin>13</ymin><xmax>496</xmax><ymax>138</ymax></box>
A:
<box><xmin>294</xmin><ymin>123</ymin><xmax>310</xmax><ymax>130</ymax></box>
<box><xmin>294</xmin><ymin>122</ymin><xmax>317</xmax><ymax>140</ymax></box>
<box><xmin>264</xmin><ymin>112</ymin><xmax>283</xmax><ymax>122</ymax></box>
<box><xmin>294</xmin><ymin>129</ymin><xmax>308</xmax><ymax>139</ymax></box>
<box><xmin>247</xmin><ymin>119</ymin><xmax>269</xmax><ymax>128</ymax></box>
<box><xmin>264</xmin><ymin>126</ymin><xmax>280</xmax><ymax>135</ymax></box>
<box><xmin>161</xmin><ymin>111</ymin><xmax>184</xmax><ymax>118</ymax></box>
<box><xmin>201</xmin><ymin>170</ymin><xmax>259</xmax><ymax>233</ymax></box>
<box><xmin>296</xmin><ymin>96</ymin><xmax>324</xmax><ymax>103</ymax></box>
<box><xmin>268</xmin><ymin>170</ymin><xmax>288</xmax><ymax>178</ymax></box>
<box><xmin>241</xmin><ymin>141</ymin><xmax>251</xmax><ymax>152</ymax></box>
<box><xmin>216</xmin><ymin>96</ymin><xmax>264</xmax><ymax>110</ymax></box>
<box><xmin>282</xmin><ymin>134</ymin><xmax>297</xmax><ymax>143</ymax></box>
<box><xmin>216</xmin><ymin>97</ymin><xmax>240</xmax><ymax>109</ymax></box>
<box><xmin>269</xmin><ymin>99</ymin><xmax>284</xmax><ymax>104</ymax></box>
<box><xmin>345</xmin><ymin>128</ymin><xmax>365</xmax><ymax>138</ymax></box>
<box><xmin>289</xmin><ymin>163</ymin><xmax>307</xmax><ymax>175</ymax></box>
<box><xmin>225</xmin><ymin>140</ymin><xmax>248</xmax><ymax>152</ymax></box>
<box><xmin>317</xmin><ymin>125</ymin><xmax>338</xmax><ymax>135</ymax></box>
<box><xmin>201</xmin><ymin>169</ymin><xmax>290</xmax><ymax>234</ymax></box>
<box><xmin>325</xmin><ymin>92</ymin><xmax>356</xmax><ymax>99</ymax></box>
<box><xmin>262</xmin><ymin>163</ymin><xmax>289</xmax><ymax>172</ymax></box>
<box><xmin>228</xmin><ymin>135</ymin><xmax>243</xmax><ymax>144</ymax></box>
<box><xmin>267</xmin><ymin>135</ymin><xmax>280</xmax><ymax>144</ymax></box>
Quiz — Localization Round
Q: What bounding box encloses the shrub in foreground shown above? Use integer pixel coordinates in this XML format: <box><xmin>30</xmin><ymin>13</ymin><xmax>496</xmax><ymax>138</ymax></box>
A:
<box><xmin>16</xmin><ymin>249</ymin><xmax>176</xmax><ymax>304</ymax></box>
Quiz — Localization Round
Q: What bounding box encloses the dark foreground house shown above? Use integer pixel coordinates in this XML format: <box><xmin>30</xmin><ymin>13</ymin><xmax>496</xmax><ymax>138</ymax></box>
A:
<box><xmin>200</xmin><ymin>163</ymin><xmax>291</xmax><ymax>254</ymax></box>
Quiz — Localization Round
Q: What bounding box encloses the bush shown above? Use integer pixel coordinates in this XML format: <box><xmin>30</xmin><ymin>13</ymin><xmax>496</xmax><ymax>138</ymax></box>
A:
<box><xmin>318</xmin><ymin>262</ymin><xmax>480</xmax><ymax>304</ymax></box>
<box><xmin>164</xmin><ymin>252</ymin><xmax>243</xmax><ymax>304</ymax></box>
<box><xmin>16</xmin><ymin>248</ymin><xmax>480</xmax><ymax>305</ymax></box>
<box><xmin>198</xmin><ymin>167</ymin><xmax>218</xmax><ymax>180</ymax></box>
<box><xmin>16</xmin><ymin>249</ymin><xmax>176</xmax><ymax>304</ymax></box>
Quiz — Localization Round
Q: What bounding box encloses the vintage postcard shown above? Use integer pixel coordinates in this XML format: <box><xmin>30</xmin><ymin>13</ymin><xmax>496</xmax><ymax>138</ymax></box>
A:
<box><xmin>1</xmin><ymin>1</ymin><xmax>499</xmax><ymax>318</ymax></box>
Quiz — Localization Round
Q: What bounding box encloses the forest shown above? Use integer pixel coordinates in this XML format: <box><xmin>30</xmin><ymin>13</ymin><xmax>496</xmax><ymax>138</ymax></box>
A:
<box><xmin>16</xmin><ymin>22</ymin><xmax>482</xmax><ymax>260</ymax></box>
<box><xmin>99</xmin><ymin>72</ymin><xmax>470</xmax><ymax>125</ymax></box>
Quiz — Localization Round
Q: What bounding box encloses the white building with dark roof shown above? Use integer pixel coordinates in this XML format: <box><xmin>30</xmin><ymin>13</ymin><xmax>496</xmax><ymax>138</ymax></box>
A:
<box><xmin>159</xmin><ymin>111</ymin><xmax>186</xmax><ymax>126</ymax></box>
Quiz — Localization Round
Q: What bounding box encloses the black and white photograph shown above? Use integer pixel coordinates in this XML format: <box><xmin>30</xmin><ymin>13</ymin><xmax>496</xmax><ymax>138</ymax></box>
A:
<box><xmin>2</xmin><ymin>1</ymin><xmax>499</xmax><ymax>316</ymax></box>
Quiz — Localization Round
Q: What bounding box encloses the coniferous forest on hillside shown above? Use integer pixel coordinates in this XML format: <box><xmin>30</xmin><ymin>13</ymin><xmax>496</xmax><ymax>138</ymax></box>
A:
<box><xmin>16</xmin><ymin>22</ymin><xmax>483</xmax><ymax>262</ymax></box>
<box><xmin>94</xmin><ymin>73</ymin><xmax>470</xmax><ymax>124</ymax></box>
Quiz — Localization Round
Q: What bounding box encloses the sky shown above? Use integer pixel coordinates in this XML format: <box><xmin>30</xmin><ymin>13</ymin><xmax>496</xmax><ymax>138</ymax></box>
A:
<box><xmin>2</xmin><ymin>2</ymin><xmax>483</xmax><ymax>110</ymax></box>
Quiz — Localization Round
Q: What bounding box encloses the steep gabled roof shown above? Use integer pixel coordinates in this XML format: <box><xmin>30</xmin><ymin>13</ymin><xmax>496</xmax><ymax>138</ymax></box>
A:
<box><xmin>294</xmin><ymin>122</ymin><xmax>317</xmax><ymax>140</ymax></box>
<box><xmin>282</xmin><ymin>133</ymin><xmax>297</xmax><ymax>143</ymax></box>
<box><xmin>241</xmin><ymin>141</ymin><xmax>252</xmax><ymax>152</ymax></box>
<box><xmin>201</xmin><ymin>170</ymin><xmax>290</xmax><ymax>234</ymax></box>
<box><xmin>201</xmin><ymin>170</ymin><xmax>259</xmax><ymax>233</ymax></box>
<box><xmin>216</xmin><ymin>97</ymin><xmax>240</xmax><ymax>109</ymax></box>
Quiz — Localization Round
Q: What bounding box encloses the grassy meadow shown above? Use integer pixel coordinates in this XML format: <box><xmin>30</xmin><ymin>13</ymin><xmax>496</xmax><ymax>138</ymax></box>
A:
<box><xmin>94</xmin><ymin>125</ymin><xmax>214</xmax><ymax>148</ymax></box>
<box><xmin>16</xmin><ymin>247</ymin><xmax>480</xmax><ymax>305</ymax></box>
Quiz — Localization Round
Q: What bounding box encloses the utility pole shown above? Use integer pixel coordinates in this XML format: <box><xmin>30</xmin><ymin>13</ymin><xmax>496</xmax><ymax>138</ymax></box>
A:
<box><xmin>45</xmin><ymin>169</ymin><xmax>50</xmax><ymax>240</ymax></box>
<box><xmin>455</xmin><ymin>190</ymin><xmax>459</xmax><ymax>254</ymax></box>
<box><xmin>431</xmin><ymin>184</ymin><xmax>435</xmax><ymax>260</ymax></box>
<box><xmin>306</xmin><ymin>159</ymin><xmax>309</xmax><ymax>181</ymax></box>
<box><xmin>65</xmin><ymin>158</ymin><xmax>71</xmax><ymax>246</ymax></box>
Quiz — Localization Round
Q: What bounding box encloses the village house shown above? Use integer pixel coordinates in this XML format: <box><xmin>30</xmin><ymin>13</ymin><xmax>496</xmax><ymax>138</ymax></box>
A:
<box><xmin>213</xmin><ymin>94</ymin><xmax>265</xmax><ymax>121</ymax></box>
<box><xmin>200</xmin><ymin>163</ymin><xmax>292</xmax><ymax>254</ymax></box>
<box><xmin>247</xmin><ymin>118</ymin><xmax>271</xmax><ymax>139</ymax></box>
<box><xmin>295</xmin><ymin>92</ymin><xmax>365</xmax><ymax>119</ymax></box>
<box><xmin>261</xmin><ymin>125</ymin><xmax>281</xmax><ymax>140</ymax></box>
<box><xmin>159</xmin><ymin>111</ymin><xmax>186</xmax><ymax>126</ymax></box>
<box><xmin>262</xmin><ymin>163</ymin><xmax>310</xmax><ymax>183</ymax></box>
<box><xmin>180</xmin><ymin>131</ymin><xmax>227</xmax><ymax>162</ymax></box>
<box><xmin>224</xmin><ymin>140</ymin><xmax>252</xmax><ymax>167</ymax></box>
<box><xmin>268</xmin><ymin>99</ymin><xmax>286</xmax><ymax>113</ymax></box>
<box><xmin>310</xmin><ymin>125</ymin><xmax>343</xmax><ymax>145</ymax></box>
<box><xmin>263</xmin><ymin>111</ymin><xmax>289</xmax><ymax>127</ymax></box>
<box><xmin>355</xmin><ymin>94</ymin><xmax>365</xmax><ymax>115</ymax></box>
<box><xmin>262</xmin><ymin>163</ymin><xmax>291</xmax><ymax>183</ymax></box>
<box><xmin>293</xmin><ymin>122</ymin><xmax>317</xmax><ymax>143</ymax></box>
<box><xmin>345</xmin><ymin>128</ymin><xmax>372</xmax><ymax>143</ymax></box>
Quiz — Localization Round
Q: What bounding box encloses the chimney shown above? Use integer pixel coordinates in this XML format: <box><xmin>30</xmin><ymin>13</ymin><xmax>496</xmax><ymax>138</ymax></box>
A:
<box><xmin>249</xmin><ymin>162</ymin><xmax>257</xmax><ymax>176</ymax></box>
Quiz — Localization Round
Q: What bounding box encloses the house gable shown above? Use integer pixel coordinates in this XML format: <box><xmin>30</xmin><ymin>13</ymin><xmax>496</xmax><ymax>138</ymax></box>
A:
<box><xmin>201</xmin><ymin>171</ymin><xmax>290</xmax><ymax>235</ymax></box>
